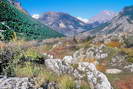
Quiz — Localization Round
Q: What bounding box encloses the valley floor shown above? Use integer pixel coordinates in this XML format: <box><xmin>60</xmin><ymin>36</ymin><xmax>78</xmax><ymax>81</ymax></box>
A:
<box><xmin>0</xmin><ymin>33</ymin><xmax>132</xmax><ymax>89</ymax></box>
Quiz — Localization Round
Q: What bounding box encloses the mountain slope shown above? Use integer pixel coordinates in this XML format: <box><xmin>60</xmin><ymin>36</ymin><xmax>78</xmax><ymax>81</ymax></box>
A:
<box><xmin>82</xmin><ymin>6</ymin><xmax>133</xmax><ymax>36</ymax></box>
<box><xmin>96</xmin><ymin>6</ymin><xmax>133</xmax><ymax>34</ymax></box>
<box><xmin>8</xmin><ymin>0</ymin><xmax>28</xmax><ymax>14</ymax></box>
<box><xmin>0</xmin><ymin>0</ymin><xmax>64</xmax><ymax>40</ymax></box>
<box><xmin>88</xmin><ymin>10</ymin><xmax>117</xmax><ymax>24</ymax></box>
<box><xmin>38</xmin><ymin>12</ymin><xmax>91</xmax><ymax>36</ymax></box>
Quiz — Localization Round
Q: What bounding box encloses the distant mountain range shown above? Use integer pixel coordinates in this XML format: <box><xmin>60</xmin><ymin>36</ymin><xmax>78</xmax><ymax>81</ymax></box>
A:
<box><xmin>0</xmin><ymin>0</ymin><xmax>63</xmax><ymax>40</ymax></box>
<box><xmin>87</xmin><ymin>5</ymin><xmax>133</xmax><ymax>35</ymax></box>
<box><xmin>37</xmin><ymin>12</ymin><xmax>92</xmax><ymax>36</ymax></box>
<box><xmin>88</xmin><ymin>10</ymin><xmax>117</xmax><ymax>24</ymax></box>
<box><xmin>34</xmin><ymin>11</ymin><xmax>117</xmax><ymax>36</ymax></box>
<box><xmin>78</xmin><ymin>5</ymin><xmax>133</xmax><ymax>39</ymax></box>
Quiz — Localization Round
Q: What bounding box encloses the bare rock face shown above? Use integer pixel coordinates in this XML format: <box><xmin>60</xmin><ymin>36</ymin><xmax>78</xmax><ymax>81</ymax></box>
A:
<box><xmin>0</xmin><ymin>77</ymin><xmax>35</xmax><ymax>89</ymax></box>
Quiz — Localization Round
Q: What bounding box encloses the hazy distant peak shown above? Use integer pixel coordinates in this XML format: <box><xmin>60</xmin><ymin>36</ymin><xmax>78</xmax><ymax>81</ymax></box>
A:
<box><xmin>88</xmin><ymin>10</ymin><xmax>117</xmax><ymax>24</ymax></box>
<box><xmin>102</xmin><ymin>10</ymin><xmax>116</xmax><ymax>15</ymax></box>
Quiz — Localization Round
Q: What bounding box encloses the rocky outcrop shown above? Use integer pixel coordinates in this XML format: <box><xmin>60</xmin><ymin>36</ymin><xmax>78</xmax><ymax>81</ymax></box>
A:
<box><xmin>106</xmin><ymin>69</ymin><xmax>122</xmax><ymax>74</ymax></box>
<box><xmin>124</xmin><ymin>64</ymin><xmax>133</xmax><ymax>72</ymax></box>
<box><xmin>111</xmin><ymin>53</ymin><xmax>127</xmax><ymax>67</ymax></box>
<box><xmin>92</xmin><ymin>33</ymin><xmax>125</xmax><ymax>44</ymax></box>
<box><xmin>78</xmin><ymin>62</ymin><xmax>112</xmax><ymax>89</ymax></box>
<box><xmin>41</xmin><ymin>80</ymin><xmax>59</xmax><ymax>89</ymax></box>
<box><xmin>0</xmin><ymin>77</ymin><xmax>35</xmax><ymax>89</ymax></box>
<box><xmin>45</xmin><ymin>59</ymin><xmax>73</xmax><ymax>75</ymax></box>
<box><xmin>45</xmin><ymin>58</ymin><xmax>113</xmax><ymax>89</ymax></box>
<box><xmin>73</xmin><ymin>45</ymin><xmax>108</xmax><ymax>62</ymax></box>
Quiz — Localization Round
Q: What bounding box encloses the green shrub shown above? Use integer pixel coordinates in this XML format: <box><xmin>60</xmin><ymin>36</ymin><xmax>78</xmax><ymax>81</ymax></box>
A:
<box><xmin>15</xmin><ymin>62</ymin><xmax>41</xmax><ymax>77</ymax></box>
<box><xmin>0</xmin><ymin>46</ymin><xmax>23</xmax><ymax>76</ymax></box>
<box><xmin>127</xmin><ymin>57</ymin><xmax>133</xmax><ymax>63</ymax></box>
<box><xmin>24</xmin><ymin>48</ymin><xmax>43</xmax><ymax>60</ymax></box>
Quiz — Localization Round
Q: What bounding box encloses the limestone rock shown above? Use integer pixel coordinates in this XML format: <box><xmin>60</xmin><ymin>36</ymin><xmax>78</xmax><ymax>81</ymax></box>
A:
<box><xmin>124</xmin><ymin>64</ymin><xmax>133</xmax><ymax>72</ymax></box>
<box><xmin>0</xmin><ymin>77</ymin><xmax>35</xmax><ymax>89</ymax></box>
<box><xmin>106</xmin><ymin>69</ymin><xmax>122</xmax><ymax>74</ymax></box>
<box><xmin>78</xmin><ymin>62</ymin><xmax>112</xmax><ymax>89</ymax></box>
<box><xmin>45</xmin><ymin>59</ymin><xmax>73</xmax><ymax>75</ymax></box>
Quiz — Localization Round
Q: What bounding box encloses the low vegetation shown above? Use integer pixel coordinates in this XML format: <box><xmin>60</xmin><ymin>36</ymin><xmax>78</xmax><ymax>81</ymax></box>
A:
<box><xmin>105</xmin><ymin>41</ymin><xmax>122</xmax><ymax>48</ymax></box>
<box><xmin>0</xmin><ymin>40</ymin><xmax>91</xmax><ymax>89</ymax></box>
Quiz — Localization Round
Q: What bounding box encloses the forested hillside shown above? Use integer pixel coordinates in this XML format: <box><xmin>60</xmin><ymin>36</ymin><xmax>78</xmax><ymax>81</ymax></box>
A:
<box><xmin>0</xmin><ymin>0</ymin><xmax>64</xmax><ymax>40</ymax></box>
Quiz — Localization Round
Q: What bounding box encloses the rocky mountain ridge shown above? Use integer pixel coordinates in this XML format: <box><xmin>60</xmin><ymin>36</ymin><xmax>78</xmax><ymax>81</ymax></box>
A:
<box><xmin>36</xmin><ymin>10</ymin><xmax>117</xmax><ymax>36</ymax></box>
<box><xmin>88</xmin><ymin>10</ymin><xmax>117</xmax><ymax>24</ymax></box>
<box><xmin>38</xmin><ymin>12</ymin><xmax>91</xmax><ymax>36</ymax></box>
<box><xmin>87</xmin><ymin>5</ymin><xmax>133</xmax><ymax>35</ymax></box>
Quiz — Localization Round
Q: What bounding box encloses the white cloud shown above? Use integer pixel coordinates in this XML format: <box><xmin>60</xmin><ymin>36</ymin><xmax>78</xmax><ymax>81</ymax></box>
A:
<box><xmin>32</xmin><ymin>14</ymin><xmax>40</xmax><ymax>19</ymax></box>
<box><xmin>77</xmin><ymin>17</ymin><xmax>88</xmax><ymax>23</ymax></box>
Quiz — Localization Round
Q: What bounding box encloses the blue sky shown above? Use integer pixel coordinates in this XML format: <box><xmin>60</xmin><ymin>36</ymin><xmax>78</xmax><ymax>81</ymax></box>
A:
<box><xmin>19</xmin><ymin>0</ymin><xmax>133</xmax><ymax>18</ymax></box>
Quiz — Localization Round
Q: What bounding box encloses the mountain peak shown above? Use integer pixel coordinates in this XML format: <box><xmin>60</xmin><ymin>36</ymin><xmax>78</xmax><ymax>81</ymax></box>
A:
<box><xmin>88</xmin><ymin>10</ymin><xmax>117</xmax><ymax>24</ymax></box>
<box><xmin>102</xmin><ymin>10</ymin><xmax>116</xmax><ymax>16</ymax></box>
<box><xmin>38</xmin><ymin>11</ymin><xmax>90</xmax><ymax>36</ymax></box>
<box><xmin>40</xmin><ymin>12</ymin><xmax>69</xmax><ymax>17</ymax></box>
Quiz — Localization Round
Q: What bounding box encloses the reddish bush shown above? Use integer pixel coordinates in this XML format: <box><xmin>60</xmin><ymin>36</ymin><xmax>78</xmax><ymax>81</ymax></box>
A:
<box><xmin>114</xmin><ymin>77</ymin><xmax>133</xmax><ymax>89</ymax></box>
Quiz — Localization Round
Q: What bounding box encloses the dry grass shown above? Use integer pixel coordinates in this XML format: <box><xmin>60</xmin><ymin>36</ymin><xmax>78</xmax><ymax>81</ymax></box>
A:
<box><xmin>96</xmin><ymin>64</ymin><xmax>106</xmax><ymax>72</ymax></box>
<box><xmin>77</xmin><ymin>41</ymin><xmax>91</xmax><ymax>49</ymax></box>
<box><xmin>57</xmin><ymin>75</ymin><xmax>76</xmax><ymax>89</ymax></box>
<box><xmin>121</xmin><ymin>48</ymin><xmax>133</xmax><ymax>56</ymax></box>
<box><xmin>94</xmin><ymin>42</ymin><xmax>103</xmax><ymax>46</ymax></box>
<box><xmin>80</xmin><ymin>80</ymin><xmax>91</xmax><ymax>89</ymax></box>
<box><xmin>80</xmin><ymin>58</ymin><xmax>96</xmax><ymax>63</ymax></box>
<box><xmin>105</xmin><ymin>41</ymin><xmax>122</xmax><ymax>48</ymax></box>
<box><xmin>0</xmin><ymin>42</ymin><xmax>6</xmax><ymax>49</ymax></box>
<box><xmin>15</xmin><ymin>62</ymin><xmax>57</xmax><ymax>88</ymax></box>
